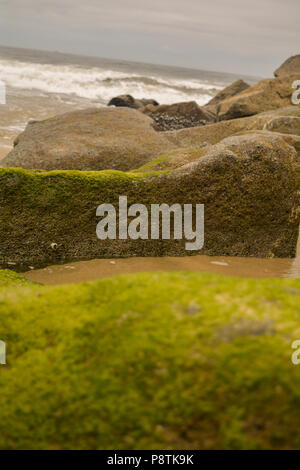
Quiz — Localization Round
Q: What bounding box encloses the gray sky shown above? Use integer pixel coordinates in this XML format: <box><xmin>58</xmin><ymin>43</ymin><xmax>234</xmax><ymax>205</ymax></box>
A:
<box><xmin>0</xmin><ymin>0</ymin><xmax>299</xmax><ymax>76</ymax></box>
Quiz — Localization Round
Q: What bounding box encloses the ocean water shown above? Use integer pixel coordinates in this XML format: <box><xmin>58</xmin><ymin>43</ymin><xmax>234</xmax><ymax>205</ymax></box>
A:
<box><xmin>0</xmin><ymin>45</ymin><xmax>260</xmax><ymax>158</ymax></box>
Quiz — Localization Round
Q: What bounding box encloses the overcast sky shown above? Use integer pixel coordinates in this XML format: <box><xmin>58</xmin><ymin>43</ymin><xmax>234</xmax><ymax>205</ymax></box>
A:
<box><xmin>0</xmin><ymin>0</ymin><xmax>299</xmax><ymax>76</ymax></box>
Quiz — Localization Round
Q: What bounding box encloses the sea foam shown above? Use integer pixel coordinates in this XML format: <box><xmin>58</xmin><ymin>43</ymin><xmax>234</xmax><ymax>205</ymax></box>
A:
<box><xmin>0</xmin><ymin>58</ymin><xmax>222</xmax><ymax>105</ymax></box>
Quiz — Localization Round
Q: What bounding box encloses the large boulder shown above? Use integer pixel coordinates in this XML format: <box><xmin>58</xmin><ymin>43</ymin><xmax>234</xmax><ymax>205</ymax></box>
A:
<box><xmin>217</xmin><ymin>75</ymin><xmax>298</xmax><ymax>121</ymax></box>
<box><xmin>0</xmin><ymin>132</ymin><xmax>298</xmax><ymax>269</ymax></box>
<box><xmin>135</xmin><ymin>129</ymin><xmax>300</xmax><ymax>172</ymax></box>
<box><xmin>205</xmin><ymin>79</ymin><xmax>250</xmax><ymax>107</ymax></box>
<box><xmin>274</xmin><ymin>55</ymin><xmax>300</xmax><ymax>77</ymax></box>
<box><xmin>141</xmin><ymin>101</ymin><xmax>216</xmax><ymax>131</ymax></box>
<box><xmin>164</xmin><ymin>106</ymin><xmax>300</xmax><ymax>149</ymax></box>
<box><xmin>108</xmin><ymin>94</ymin><xmax>159</xmax><ymax>109</ymax></box>
<box><xmin>0</xmin><ymin>107</ymin><xmax>173</xmax><ymax>171</ymax></box>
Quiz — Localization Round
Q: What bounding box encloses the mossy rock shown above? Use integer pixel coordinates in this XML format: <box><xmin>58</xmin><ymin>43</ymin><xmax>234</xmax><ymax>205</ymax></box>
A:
<box><xmin>0</xmin><ymin>269</ymin><xmax>300</xmax><ymax>449</ymax></box>
<box><xmin>0</xmin><ymin>132</ymin><xmax>299</xmax><ymax>269</ymax></box>
<box><xmin>263</xmin><ymin>116</ymin><xmax>300</xmax><ymax>136</ymax></box>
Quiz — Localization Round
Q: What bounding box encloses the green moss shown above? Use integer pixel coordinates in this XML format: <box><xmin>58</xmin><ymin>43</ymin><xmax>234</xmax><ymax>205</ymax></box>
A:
<box><xmin>134</xmin><ymin>147</ymin><xmax>206</xmax><ymax>172</ymax></box>
<box><xmin>0</xmin><ymin>269</ymin><xmax>300</xmax><ymax>449</ymax></box>
<box><xmin>0</xmin><ymin>269</ymin><xmax>34</xmax><ymax>287</ymax></box>
<box><xmin>0</xmin><ymin>144</ymin><xmax>298</xmax><ymax>270</ymax></box>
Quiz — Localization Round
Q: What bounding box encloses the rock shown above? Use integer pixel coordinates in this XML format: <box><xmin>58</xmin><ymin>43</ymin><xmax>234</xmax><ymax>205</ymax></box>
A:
<box><xmin>139</xmin><ymin>98</ymin><xmax>159</xmax><ymax>107</ymax></box>
<box><xmin>205</xmin><ymin>79</ymin><xmax>250</xmax><ymax>106</ymax></box>
<box><xmin>141</xmin><ymin>101</ymin><xmax>216</xmax><ymax>131</ymax></box>
<box><xmin>0</xmin><ymin>132</ymin><xmax>298</xmax><ymax>269</ymax></box>
<box><xmin>108</xmin><ymin>94</ymin><xmax>159</xmax><ymax>109</ymax></box>
<box><xmin>217</xmin><ymin>75</ymin><xmax>298</xmax><ymax>121</ymax></box>
<box><xmin>235</xmin><ymin>130</ymin><xmax>300</xmax><ymax>156</ymax></box>
<box><xmin>160</xmin><ymin>132</ymin><xmax>299</xmax><ymax>258</ymax></box>
<box><xmin>2</xmin><ymin>105</ymin><xmax>299</xmax><ymax>174</ymax></box>
<box><xmin>134</xmin><ymin>146</ymin><xmax>210</xmax><ymax>172</ymax></box>
<box><xmin>263</xmin><ymin>116</ymin><xmax>300</xmax><ymax>135</ymax></box>
<box><xmin>1</xmin><ymin>269</ymin><xmax>300</xmax><ymax>449</ymax></box>
<box><xmin>108</xmin><ymin>94</ymin><xmax>136</xmax><ymax>108</ymax></box>
<box><xmin>0</xmin><ymin>107</ymin><xmax>173</xmax><ymax>171</ymax></box>
<box><xmin>274</xmin><ymin>55</ymin><xmax>300</xmax><ymax>77</ymax></box>
<box><xmin>136</xmin><ymin>129</ymin><xmax>300</xmax><ymax>172</ymax></box>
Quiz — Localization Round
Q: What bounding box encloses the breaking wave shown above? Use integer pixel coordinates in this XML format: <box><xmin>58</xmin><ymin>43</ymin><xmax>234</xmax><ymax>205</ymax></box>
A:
<box><xmin>0</xmin><ymin>58</ymin><xmax>223</xmax><ymax>105</ymax></box>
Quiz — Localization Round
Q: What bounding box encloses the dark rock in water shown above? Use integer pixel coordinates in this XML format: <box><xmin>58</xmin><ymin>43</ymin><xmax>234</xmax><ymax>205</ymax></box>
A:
<box><xmin>217</xmin><ymin>75</ymin><xmax>298</xmax><ymax>121</ymax></box>
<box><xmin>1</xmin><ymin>107</ymin><xmax>173</xmax><ymax>171</ymax></box>
<box><xmin>108</xmin><ymin>94</ymin><xmax>159</xmax><ymax>109</ymax></box>
<box><xmin>141</xmin><ymin>101</ymin><xmax>216</xmax><ymax>131</ymax></box>
<box><xmin>274</xmin><ymin>55</ymin><xmax>300</xmax><ymax>77</ymax></box>
<box><xmin>205</xmin><ymin>79</ymin><xmax>249</xmax><ymax>107</ymax></box>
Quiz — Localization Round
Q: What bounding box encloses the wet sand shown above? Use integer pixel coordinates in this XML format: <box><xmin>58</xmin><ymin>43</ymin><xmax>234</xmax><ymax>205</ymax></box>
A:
<box><xmin>24</xmin><ymin>253</ymin><xmax>300</xmax><ymax>285</ymax></box>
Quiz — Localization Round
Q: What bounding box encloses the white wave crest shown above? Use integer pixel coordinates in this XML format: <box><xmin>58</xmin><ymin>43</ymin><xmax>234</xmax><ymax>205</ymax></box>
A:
<box><xmin>0</xmin><ymin>58</ymin><xmax>222</xmax><ymax>105</ymax></box>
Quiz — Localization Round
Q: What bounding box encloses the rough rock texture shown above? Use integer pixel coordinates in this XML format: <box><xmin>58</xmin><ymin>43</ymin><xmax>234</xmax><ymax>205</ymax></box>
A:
<box><xmin>1</xmin><ymin>107</ymin><xmax>174</xmax><ymax>171</ymax></box>
<box><xmin>274</xmin><ymin>55</ymin><xmax>300</xmax><ymax>77</ymax></box>
<box><xmin>108</xmin><ymin>94</ymin><xmax>159</xmax><ymax>109</ymax></box>
<box><xmin>0</xmin><ymin>132</ymin><xmax>298</xmax><ymax>269</ymax></box>
<box><xmin>134</xmin><ymin>146</ymin><xmax>210</xmax><ymax>172</ymax></box>
<box><xmin>2</xmin><ymin>106</ymin><xmax>299</xmax><ymax>173</ymax></box>
<box><xmin>141</xmin><ymin>101</ymin><xmax>216</xmax><ymax>131</ymax></box>
<box><xmin>263</xmin><ymin>116</ymin><xmax>300</xmax><ymax>135</ymax></box>
<box><xmin>1</xmin><ymin>269</ymin><xmax>300</xmax><ymax>450</ymax></box>
<box><xmin>164</xmin><ymin>106</ymin><xmax>300</xmax><ymax>149</ymax></box>
<box><xmin>217</xmin><ymin>75</ymin><xmax>298</xmax><ymax>121</ymax></box>
<box><xmin>205</xmin><ymin>79</ymin><xmax>250</xmax><ymax>106</ymax></box>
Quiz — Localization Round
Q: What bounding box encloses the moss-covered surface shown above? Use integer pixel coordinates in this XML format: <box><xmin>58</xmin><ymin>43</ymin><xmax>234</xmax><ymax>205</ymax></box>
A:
<box><xmin>0</xmin><ymin>132</ymin><xmax>299</xmax><ymax>268</ymax></box>
<box><xmin>1</xmin><ymin>107</ymin><xmax>175</xmax><ymax>171</ymax></box>
<box><xmin>0</xmin><ymin>269</ymin><xmax>300</xmax><ymax>449</ymax></box>
<box><xmin>134</xmin><ymin>147</ymin><xmax>207</xmax><ymax>172</ymax></box>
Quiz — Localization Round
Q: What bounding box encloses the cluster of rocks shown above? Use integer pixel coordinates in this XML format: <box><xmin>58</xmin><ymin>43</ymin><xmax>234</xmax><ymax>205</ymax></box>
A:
<box><xmin>141</xmin><ymin>101</ymin><xmax>215</xmax><ymax>131</ymax></box>
<box><xmin>4</xmin><ymin>107</ymin><xmax>173</xmax><ymax>171</ymax></box>
<box><xmin>106</xmin><ymin>55</ymin><xmax>300</xmax><ymax>131</ymax></box>
<box><xmin>205</xmin><ymin>79</ymin><xmax>249</xmax><ymax>106</ymax></box>
<box><xmin>0</xmin><ymin>55</ymin><xmax>299</xmax><ymax>265</ymax></box>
